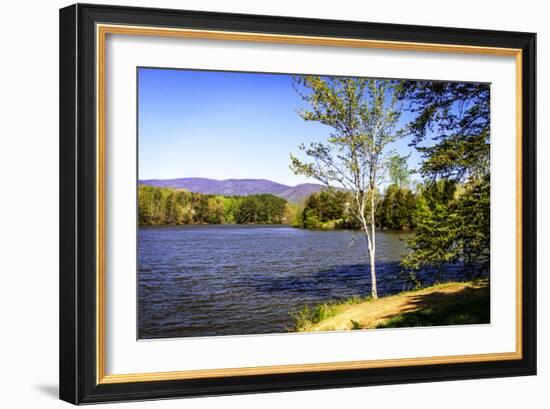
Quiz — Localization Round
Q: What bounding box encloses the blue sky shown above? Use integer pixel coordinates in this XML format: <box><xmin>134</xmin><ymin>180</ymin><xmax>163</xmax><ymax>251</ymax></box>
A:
<box><xmin>138</xmin><ymin>68</ymin><xmax>421</xmax><ymax>186</ymax></box>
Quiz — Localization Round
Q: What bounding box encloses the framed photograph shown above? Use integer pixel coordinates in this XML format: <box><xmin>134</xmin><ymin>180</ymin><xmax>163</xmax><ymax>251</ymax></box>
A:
<box><xmin>59</xmin><ymin>3</ymin><xmax>536</xmax><ymax>404</ymax></box>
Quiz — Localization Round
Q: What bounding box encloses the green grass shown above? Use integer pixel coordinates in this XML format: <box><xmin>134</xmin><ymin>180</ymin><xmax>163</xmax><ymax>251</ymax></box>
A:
<box><xmin>375</xmin><ymin>282</ymin><xmax>489</xmax><ymax>329</ymax></box>
<box><xmin>290</xmin><ymin>280</ymin><xmax>490</xmax><ymax>332</ymax></box>
<box><xmin>290</xmin><ymin>295</ymin><xmax>371</xmax><ymax>331</ymax></box>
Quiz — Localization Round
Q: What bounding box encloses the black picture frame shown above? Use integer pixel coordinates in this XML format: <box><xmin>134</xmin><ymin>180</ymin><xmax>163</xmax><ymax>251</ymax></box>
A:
<box><xmin>60</xmin><ymin>3</ymin><xmax>536</xmax><ymax>404</ymax></box>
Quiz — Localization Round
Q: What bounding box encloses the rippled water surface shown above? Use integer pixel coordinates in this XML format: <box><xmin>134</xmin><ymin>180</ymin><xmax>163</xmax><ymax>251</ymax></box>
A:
<box><xmin>138</xmin><ymin>225</ymin><xmax>461</xmax><ymax>339</ymax></box>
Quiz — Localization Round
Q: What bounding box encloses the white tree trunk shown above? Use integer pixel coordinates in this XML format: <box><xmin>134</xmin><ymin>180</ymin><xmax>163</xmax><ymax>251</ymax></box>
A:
<box><xmin>369</xmin><ymin>242</ymin><xmax>377</xmax><ymax>299</ymax></box>
<box><xmin>369</xmin><ymin>191</ymin><xmax>378</xmax><ymax>299</ymax></box>
<box><xmin>359</xmin><ymin>216</ymin><xmax>378</xmax><ymax>299</ymax></box>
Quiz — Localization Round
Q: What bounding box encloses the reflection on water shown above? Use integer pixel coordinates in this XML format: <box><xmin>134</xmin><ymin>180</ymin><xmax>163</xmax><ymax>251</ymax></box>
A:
<box><xmin>138</xmin><ymin>224</ymin><xmax>465</xmax><ymax>339</ymax></box>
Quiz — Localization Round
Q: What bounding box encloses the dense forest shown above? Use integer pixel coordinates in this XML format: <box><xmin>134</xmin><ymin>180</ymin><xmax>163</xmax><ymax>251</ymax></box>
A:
<box><xmin>296</xmin><ymin>187</ymin><xmax>416</xmax><ymax>230</ymax></box>
<box><xmin>138</xmin><ymin>185</ymin><xmax>299</xmax><ymax>225</ymax></box>
<box><xmin>139</xmin><ymin>183</ymin><xmax>419</xmax><ymax>230</ymax></box>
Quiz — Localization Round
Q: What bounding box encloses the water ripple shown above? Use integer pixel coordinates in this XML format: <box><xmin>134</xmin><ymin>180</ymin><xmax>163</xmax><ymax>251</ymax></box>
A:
<box><xmin>138</xmin><ymin>225</ymin><xmax>472</xmax><ymax>339</ymax></box>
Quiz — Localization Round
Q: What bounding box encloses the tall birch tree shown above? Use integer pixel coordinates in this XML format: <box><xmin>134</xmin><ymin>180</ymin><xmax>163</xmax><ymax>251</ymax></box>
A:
<box><xmin>290</xmin><ymin>77</ymin><xmax>404</xmax><ymax>298</ymax></box>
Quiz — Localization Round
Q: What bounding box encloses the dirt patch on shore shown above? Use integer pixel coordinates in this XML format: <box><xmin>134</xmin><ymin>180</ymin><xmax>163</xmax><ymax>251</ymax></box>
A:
<box><xmin>306</xmin><ymin>281</ymin><xmax>488</xmax><ymax>331</ymax></box>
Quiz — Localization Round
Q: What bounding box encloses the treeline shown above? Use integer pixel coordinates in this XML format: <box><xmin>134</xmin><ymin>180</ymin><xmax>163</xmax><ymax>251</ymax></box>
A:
<box><xmin>139</xmin><ymin>183</ymin><xmax>421</xmax><ymax>230</ymax></box>
<box><xmin>296</xmin><ymin>186</ymin><xmax>417</xmax><ymax>231</ymax></box>
<box><xmin>139</xmin><ymin>185</ymin><xmax>299</xmax><ymax>225</ymax></box>
<box><xmin>296</xmin><ymin>177</ymin><xmax>489</xmax><ymax>279</ymax></box>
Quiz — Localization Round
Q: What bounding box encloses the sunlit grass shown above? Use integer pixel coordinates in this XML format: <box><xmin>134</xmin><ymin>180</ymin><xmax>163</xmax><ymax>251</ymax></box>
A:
<box><xmin>290</xmin><ymin>279</ymin><xmax>489</xmax><ymax>332</ymax></box>
<box><xmin>375</xmin><ymin>282</ymin><xmax>489</xmax><ymax>329</ymax></box>
<box><xmin>290</xmin><ymin>295</ymin><xmax>371</xmax><ymax>332</ymax></box>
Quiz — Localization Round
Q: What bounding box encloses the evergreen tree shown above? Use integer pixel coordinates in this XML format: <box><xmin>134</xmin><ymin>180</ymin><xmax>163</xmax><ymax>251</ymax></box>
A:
<box><xmin>402</xmin><ymin>183</ymin><xmax>459</xmax><ymax>281</ymax></box>
<box><xmin>399</xmin><ymin>81</ymin><xmax>491</xmax><ymax>280</ymax></box>
<box><xmin>388</xmin><ymin>153</ymin><xmax>411</xmax><ymax>188</ymax></box>
<box><xmin>376</xmin><ymin>185</ymin><xmax>416</xmax><ymax>230</ymax></box>
<box><xmin>453</xmin><ymin>175</ymin><xmax>490</xmax><ymax>275</ymax></box>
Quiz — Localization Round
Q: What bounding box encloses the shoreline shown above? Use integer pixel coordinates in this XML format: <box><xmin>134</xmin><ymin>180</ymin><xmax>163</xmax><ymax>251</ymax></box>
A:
<box><xmin>291</xmin><ymin>280</ymin><xmax>489</xmax><ymax>332</ymax></box>
<box><xmin>139</xmin><ymin>222</ymin><xmax>411</xmax><ymax>233</ymax></box>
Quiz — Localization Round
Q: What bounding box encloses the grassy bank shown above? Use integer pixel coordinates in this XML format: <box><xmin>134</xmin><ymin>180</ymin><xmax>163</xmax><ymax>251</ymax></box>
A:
<box><xmin>291</xmin><ymin>280</ymin><xmax>489</xmax><ymax>332</ymax></box>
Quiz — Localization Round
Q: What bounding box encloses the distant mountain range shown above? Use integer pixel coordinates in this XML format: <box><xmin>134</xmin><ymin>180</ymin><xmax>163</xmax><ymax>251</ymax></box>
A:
<box><xmin>139</xmin><ymin>177</ymin><xmax>325</xmax><ymax>203</ymax></box>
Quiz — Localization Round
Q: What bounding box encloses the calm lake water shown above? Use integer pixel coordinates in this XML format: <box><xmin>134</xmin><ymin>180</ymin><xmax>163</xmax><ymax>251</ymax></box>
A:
<box><xmin>138</xmin><ymin>225</ymin><xmax>462</xmax><ymax>339</ymax></box>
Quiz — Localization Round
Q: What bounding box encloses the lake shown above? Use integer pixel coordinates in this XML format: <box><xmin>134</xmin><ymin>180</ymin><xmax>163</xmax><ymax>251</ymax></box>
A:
<box><xmin>138</xmin><ymin>224</ymin><xmax>461</xmax><ymax>339</ymax></box>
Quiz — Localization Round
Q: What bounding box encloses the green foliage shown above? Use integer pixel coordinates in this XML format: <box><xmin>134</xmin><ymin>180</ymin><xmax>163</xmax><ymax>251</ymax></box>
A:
<box><xmin>376</xmin><ymin>184</ymin><xmax>417</xmax><ymax>230</ymax></box>
<box><xmin>290</xmin><ymin>76</ymin><xmax>404</xmax><ymax>194</ymax></box>
<box><xmin>283</xmin><ymin>202</ymin><xmax>304</xmax><ymax>227</ymax></box>
<box><xmin>399</xmin><ymin>81</ymin><xmax>491</xmax><ymax>282</ymax></box>
<box><xmin>388</xmin><ymin>153</ymin><xmax>411</xmax><ymax>188</ymax></box>
<box><xmin>298</xmin><ymin>190</ymin><xmax>358</xmax><ymax>229</ymax></box>
<box><xmin>290</xmin><ymin>295</ymin><xmax>369</xmax><ymax>332</ymax></box>
<box><xmin>402</xmin><ymin>177</ymin><xmax>490</xmax><ymax>281</ymax></box>
<box><xmin>350</xmin><ymin>320</ymin><xmax>362</xmax><ymax>330</ymax></box>
<box><xmin>234</xmin><ymin>194</ymin><xmax>287</xmax><ymax>224</ymax></box>
<box><xmin>138</xmin><ymin>185</ymin><xmax>291</xmax><ymax>226</ymax></box>
<box><xmin>140</xmin><ymin>183</ymin><xmax>422</xmax><ymax>232</ymax></box>
<box><xmin>453</xmin><ymin>175</ymin><xmax>491</xmax><ymax>273</ymax></box>
<box><xmin>399</xmin><ymin>81</ymin><xmax>490</xmax><ymax>181</ymax></box>
<box><xmin>294</xmin><ymin>186</ymin><xmax>417</xmax><ymax>231</ymax></box>
<box><xmin>304</xmin><ymin>190</ymin><xmax>347</xmax><ymax>222</ymax></box>
<box><xmin>401</xmin><ymin>187</ymin><xmax>458</xmax><ymax>281</ymax></box>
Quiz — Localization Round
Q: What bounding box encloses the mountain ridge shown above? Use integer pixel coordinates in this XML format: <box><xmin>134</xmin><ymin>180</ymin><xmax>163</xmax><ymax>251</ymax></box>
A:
<box><xmin>139</xmin><ymin>177</ymin><xmax>325</xmax><ymax>203</ymax></box>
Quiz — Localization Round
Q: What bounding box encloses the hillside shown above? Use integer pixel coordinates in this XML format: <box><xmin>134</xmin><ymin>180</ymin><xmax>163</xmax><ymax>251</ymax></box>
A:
<box><xmin>138</xmin><ymin>177</ymin><xmax>324</xmax><ymax>203</ymax></box>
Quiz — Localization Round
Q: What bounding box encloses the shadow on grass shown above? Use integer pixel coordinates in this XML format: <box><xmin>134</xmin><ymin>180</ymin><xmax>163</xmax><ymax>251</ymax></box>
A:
<box><xmin>375</xmin><ymin>282</ymin><xmax>490</xmax><ymax>329</ymax></box>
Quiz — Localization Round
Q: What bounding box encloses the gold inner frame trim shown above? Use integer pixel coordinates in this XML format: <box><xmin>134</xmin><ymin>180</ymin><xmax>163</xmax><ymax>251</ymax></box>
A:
<box><xmin>96</xmin><ymin>23</ymin><xmax>523</xmax><ymax>385</ymax></box>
